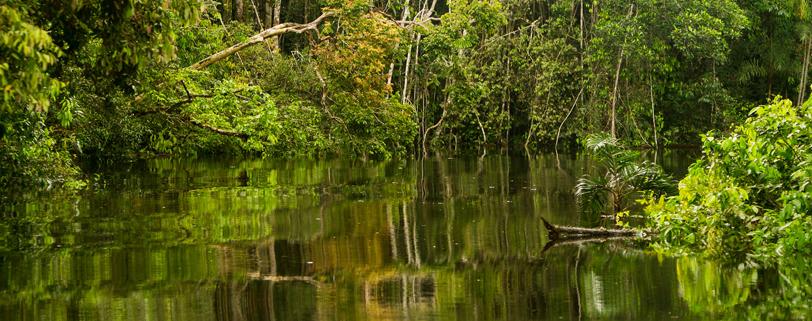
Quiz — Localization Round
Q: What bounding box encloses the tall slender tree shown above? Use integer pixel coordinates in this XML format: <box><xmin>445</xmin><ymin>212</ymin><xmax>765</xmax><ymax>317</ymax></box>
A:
<box><xmin>232</xmin><ymin>0</ymin><xmax>244</xmax><ymax>22</ymax></box>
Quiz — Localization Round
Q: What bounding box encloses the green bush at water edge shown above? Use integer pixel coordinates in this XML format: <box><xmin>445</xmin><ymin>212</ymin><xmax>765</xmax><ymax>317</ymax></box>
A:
<box><xmin>644</xmin><ymin>97</ymin><xmax>812</xmax><ymax>264</ymax></box>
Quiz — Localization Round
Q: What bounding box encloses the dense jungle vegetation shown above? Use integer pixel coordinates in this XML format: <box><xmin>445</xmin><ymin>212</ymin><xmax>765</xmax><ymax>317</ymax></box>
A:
<box><xmin>3</xmin><ymin>0</ymin><xmax>812</xmax><ymax>187</ymax></box>
<box><xmin>645</xmin><ymin>97</ymin><xmax>812</xmax><ymax>265</ymax></box>
<box><xmin>3</xmin><ymin>0</ymin><xmax>812</xmax><ymax>266</ymax></box>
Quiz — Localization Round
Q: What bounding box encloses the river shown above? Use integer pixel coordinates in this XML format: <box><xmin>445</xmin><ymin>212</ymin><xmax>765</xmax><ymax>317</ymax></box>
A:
<box><xmin>2</xmin><ymin>152</ymin><xmax>809</xmax><ymax>320</ymax></box>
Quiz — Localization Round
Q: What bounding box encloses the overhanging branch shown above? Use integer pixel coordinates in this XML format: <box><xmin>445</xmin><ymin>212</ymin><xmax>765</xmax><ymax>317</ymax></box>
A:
<box><xmin>189</xmin><ymin>118</ymin><xmax>249</xmax><ymax>139</ymax></box>
<box><xmin>189</xmin><ymin>12</ymin><xmax>335</xmax><ymax>70</ymax></box>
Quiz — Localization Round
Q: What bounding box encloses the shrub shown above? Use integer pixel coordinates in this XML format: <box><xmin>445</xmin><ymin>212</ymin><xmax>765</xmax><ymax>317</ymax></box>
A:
<box><xmin>644</xmin><ymin>98</ymin><xmax>812</xmax><ymax>263</ymax></box>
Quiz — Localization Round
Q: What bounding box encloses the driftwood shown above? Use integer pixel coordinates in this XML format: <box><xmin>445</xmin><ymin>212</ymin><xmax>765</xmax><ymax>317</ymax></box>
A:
<box><xmin>190</xmin><ymin>12</ymin><xmax>334</xmax><ymax>70</ymax></box>
<box><xmin>540</xmin><ymin>216</ymin><xmax>639</xmax><ymax>240</ymax></box>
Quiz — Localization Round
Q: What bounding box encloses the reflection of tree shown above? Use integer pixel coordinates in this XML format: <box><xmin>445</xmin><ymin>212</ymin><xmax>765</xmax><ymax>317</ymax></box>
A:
<box><xmin>5</xmin><ymin>156</ymin><xmax>810</xmax><ymax>321</ymax></box>
<box><xmin>572</xmin><ymin>247</ymin><xmax>583</xmax><ymax>321</ymax></box>
<box><xmin>214</xmin><ymin>280</ymin><xmax>317</xmax><ymax>321</ymax></box>
<box><xmin>3</xmin><ymin>158</ymin><xmax>584</xmax><ymax>320</ymax></box>
<box><xmin>573</xmin><ymin>245</ymin><xmax>691</xmax><ymax>320</ymax></box>
<box><xmin>674</xmin><ymin>256</ymin><xmax>812</xmax><ymax>320</ymax></box>
<box><xmin>675</xmin><ymin>257</ymin><xmax>753</xmax><ymax>315</ymax></box>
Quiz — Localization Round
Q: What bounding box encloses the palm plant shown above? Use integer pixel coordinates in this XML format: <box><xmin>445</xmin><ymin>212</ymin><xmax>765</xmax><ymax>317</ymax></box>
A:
<box><xmin>575</xmin><ymin>133</ymin><xmax>675</xmax><ymax>215</ymax></box>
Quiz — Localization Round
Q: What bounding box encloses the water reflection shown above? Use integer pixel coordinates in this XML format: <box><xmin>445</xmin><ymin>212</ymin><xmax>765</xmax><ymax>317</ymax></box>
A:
<box><xmin>1</xmin><ymin>154</ymin><xmax>804</xmax><ymax>321</ymax></box>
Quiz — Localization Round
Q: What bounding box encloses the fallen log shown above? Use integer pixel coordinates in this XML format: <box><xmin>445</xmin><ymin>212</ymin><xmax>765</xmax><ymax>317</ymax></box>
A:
<box><xmin>189</xmin><ymin>12</ymin><xmax>334</xmax><ymax>70</ymax></box>
<box><xmin>540</xmin><ymin>216</ymin><xmax>639</xmax><ymax>240</ymax></box>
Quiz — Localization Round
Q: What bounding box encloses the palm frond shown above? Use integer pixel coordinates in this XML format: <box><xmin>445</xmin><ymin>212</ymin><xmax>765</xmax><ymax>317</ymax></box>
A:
<box><xmin>624</xmin><ymin>162</ymin><xmax>677</xmax><ymax>196</ymax></box>
<box><xmin>736</xmin><ymin>59</ymin><xmax>767</xmax><ymax>84</ymax></box>
<box><xmin>584</xmin><ymin>133</ymin><xmax>619</xmax><ymax>154</ymax></box>
<box><xmin>577</xmin><ymin>134</ymin><xmax>676</xmax><ymax>214</ymax></box>
<box><xmin>583</xmin><ymin>133</ymin><xmax>639</xmax><ymax>170</ymax></box>
<box><xmin>575</xmin><ymin>175</ymin><xmax>609</xmax><ymax>214</ymax></box>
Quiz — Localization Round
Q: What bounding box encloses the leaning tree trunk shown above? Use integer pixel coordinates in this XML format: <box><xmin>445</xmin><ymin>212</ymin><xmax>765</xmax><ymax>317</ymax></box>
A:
<box><xmin>189</xmin><ymin>12</ymin><xmax>333</xmax><ymax>70</ymax></box>
<box><xmin>555</xmin><ymin>87</ymin><xmax>584</xmax><ymax>154</ymax></box>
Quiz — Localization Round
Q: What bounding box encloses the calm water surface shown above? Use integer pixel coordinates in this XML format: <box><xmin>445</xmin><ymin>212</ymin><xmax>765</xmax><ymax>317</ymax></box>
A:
<box><xmin>1</xmin><ymin>153</ymin><xmax>809</xmax><ymax>320</ymax></box>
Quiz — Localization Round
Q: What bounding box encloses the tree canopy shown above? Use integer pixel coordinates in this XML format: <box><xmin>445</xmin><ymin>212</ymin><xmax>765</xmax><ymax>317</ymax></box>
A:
<box><xmin>1</xmin><ymin>0</ymin><xmax>812</xmax><ymax>190</ymax></box>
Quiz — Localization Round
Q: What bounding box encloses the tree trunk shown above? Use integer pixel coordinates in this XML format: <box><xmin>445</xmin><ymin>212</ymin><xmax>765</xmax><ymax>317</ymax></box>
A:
<box><xmin>579</xmin><ymin>0</ymin><xmax>584</xmax><ymax>51</ymax></box>
<box><xmin>768</xmin><ymin>32</ymin><xmax>774</xmax><ymax>97</ymax></box>
<box><xmin>263</xmin><ymin>0</ymin><xmax>273</xmax><ymax>28</ymax></box>
<box><xmin>258</xmin><ymin>0</ymin><xmax>266</xmax><ymax>24</ymax></box>
<box><xmin>650</xmin><ymin>72</ymin><xmax>658</xmax><ymax>155</ymax></box>
<box><xmin>401</xmin><ymin>40</ymin><xmax>413</xmax><ymax>104</ymax></box>
<box><xmin>609</xmin><ymin>4</ymin><xmax>634</xmax><ymax>139</ymax></box>
<box><xmin>555</xmin><ymin>87</ymin><xmax>584</xmax><ymax>154</ymax></box>
<box><xmin>422</xmin><ymin>109</ymin><xmax>446</xmax><ymax>156</ymax></box>
<box><xmin>610</xmin><ymin>49</ymin><xmax>623</xmax><ymax>139</ymax></box>
<box><xmin>804</xmin><ymin>38</ymin><xmax>810</xmax><ymax>104</ymax></box>
<box><xmin>232</xmin><ymin>0</ymin><xmax>244</xmax><ymax>22</ymax></box>
<box><xmin>249</xmin><ymin>0</ymin><xmax>275</xmax><ymax>53</ymax></box>
<box><xmin>190</xmin><ymin>119</ymin><xmax>249</xmax><ymax>139</ymax></box>
<box><xmin>270</xmin><ymin>0</ymin><xmax>282</xmax><ymax>52</ymax></box>
<box><xmin>387</xmin><ymin>1</ymin><xmax>412</xmax><ymax>88</ymax></box>
<box><xmin>798</xmin><ymin>38</ymin><xmax>811</xmax><ymax>106</ymax></box>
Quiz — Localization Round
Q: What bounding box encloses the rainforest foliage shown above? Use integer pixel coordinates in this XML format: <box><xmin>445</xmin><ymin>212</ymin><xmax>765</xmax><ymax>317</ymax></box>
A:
<box><xmin>574</xmin><ymin>133</ymin><xmax>674</xmax><ymax>216</ymax></box>
<box><xmin>2</xmin><ymin>0</ymin><xmax>812</xmax><ymax>190</ymax></box>
<box><xmin>644</xmin><ymin>97</ymin><xmax>812</xmax><ymax>264</ymax></box>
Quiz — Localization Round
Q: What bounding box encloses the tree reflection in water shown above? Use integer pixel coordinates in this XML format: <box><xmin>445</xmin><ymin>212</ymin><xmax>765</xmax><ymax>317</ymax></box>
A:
<box><xmin>1</xmin><ymin>154</ymin><xmax>805</xmax><ymax>321</ymax></box>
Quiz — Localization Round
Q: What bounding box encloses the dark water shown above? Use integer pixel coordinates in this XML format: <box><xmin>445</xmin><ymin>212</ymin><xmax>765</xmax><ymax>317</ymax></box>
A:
<box><xmin>1</xmin><ymin>153</ymin><xmax>809</xmax><ymax>321</ymax></box>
